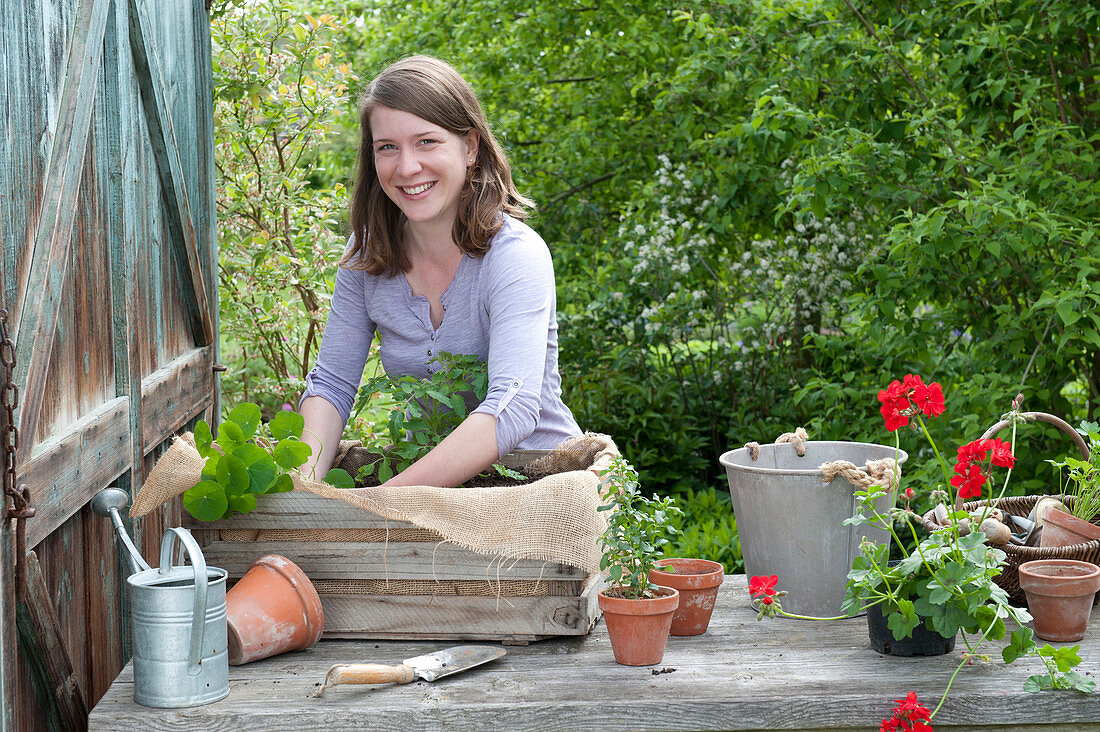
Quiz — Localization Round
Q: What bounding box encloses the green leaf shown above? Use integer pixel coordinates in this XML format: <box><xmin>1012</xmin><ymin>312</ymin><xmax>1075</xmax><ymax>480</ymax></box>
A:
<box><xmin>1065</xmin><ymin>671</ymin><xmax>1096</xmax><ymax>694</ymax></box>
<box><xmin>228</xmin><ymin>403</ymin><xmax>262</xmax><ymax>438</ymax></box>
<box><xmin>226</xmin><ymin>492</ymin><xmax>258</xmax><ymax>516</ymax></box>
<box><xmin>270</xmin><ymin>410</ymin><xmax>305</xmax><ymax>440</ymax></box>
<box><xmin>267</xmin><ymin>473</ymin><xmax>295</xmax><ymax>494</ymax></box>
<box><xmin>216</xmin><ymin>454</ymin><xmax>250</xmax><ymax>495</ymax></box>
<box><xmin>233</xmin><ymin>443</ymin><xmax>277</xmax><ymax>493</ymax></box>
<box><xmin>218</xmin><ymin>421</ymin><xmax>245</xmax><ymax>451</ymax></box>
<box><xmin>1043</xmin><ymin>644</ymin><xmax>1083</xmax><ymax>673</ymax></box>
<box><xmin>183</xmin><ymin>480</ymin><xmax>229</xmax><ymax>521</ymax></box>
<box><xmin>1002</xmin><ymin>627</ymin><xmax>1035</xmax><ymax>664</ymax></box>
<box><xmin>324</xmin><ymin>468</ymin><xmax>354</xmax><ymax>489</ymax></box>
<box><xmin>1024</xmin><ymin>675</ymin><xmax>1050</xmax><ymax>693</ymax></box>
<box><xmin>273</xmin><ymin>437</ymin><xmax>311</xmax><ymax>469</ymax></box>
<box><xmin>195</xmin><ymin>420</ymin><xmax>214</xmax><ymax>457</ymax></box>
<box><xmin>887</xmin><ymin>599</ymin><xmax>920</xmax><ymax>640</ymax></box>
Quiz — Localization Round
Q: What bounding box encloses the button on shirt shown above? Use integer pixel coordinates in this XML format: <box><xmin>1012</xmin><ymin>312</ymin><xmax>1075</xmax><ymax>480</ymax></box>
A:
<box><xmin>303</xmin><ymin>215</ymin><xmax>581</xmax><ymax>457</ymax></box>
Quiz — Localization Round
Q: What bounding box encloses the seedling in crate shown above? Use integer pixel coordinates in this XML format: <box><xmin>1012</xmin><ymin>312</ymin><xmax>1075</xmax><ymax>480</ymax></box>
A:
<box><xmin>349</xmin><ymin>352</ymin><xmax>523</xmax><ymax>484</ymax></box>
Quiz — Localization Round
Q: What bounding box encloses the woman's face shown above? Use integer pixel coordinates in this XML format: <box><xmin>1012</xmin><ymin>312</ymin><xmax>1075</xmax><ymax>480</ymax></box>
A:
<box><xmin>369</xmin><ymin>105</ymin><xmax>478</xmax><ymax>237</ymax></box>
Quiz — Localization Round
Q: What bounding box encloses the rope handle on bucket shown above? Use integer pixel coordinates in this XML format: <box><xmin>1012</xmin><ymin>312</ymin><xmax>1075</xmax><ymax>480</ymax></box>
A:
<box><xmin>820</xmin><ymin>458</ymin><xmax>901</xmax><ymax>492</ymax></box>
<box><xmin>744</xmin><ymin>427</ymin><xmax>810</xmax><ymax>461</ymax></box>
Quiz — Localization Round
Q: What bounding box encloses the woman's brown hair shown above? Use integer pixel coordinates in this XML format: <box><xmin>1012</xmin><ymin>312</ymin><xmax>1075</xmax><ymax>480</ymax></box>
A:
<box><xmin>345</xmin><ymin>55</ymin><xmax>533</xmax><ymax>275</ymax></box>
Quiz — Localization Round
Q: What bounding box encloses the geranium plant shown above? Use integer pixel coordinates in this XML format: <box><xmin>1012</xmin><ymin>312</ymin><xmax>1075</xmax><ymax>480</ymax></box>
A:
<box><xmin>749</xmin><ymin>375</ymin><xmax>1093</xmax><ymax>728</ymax></box>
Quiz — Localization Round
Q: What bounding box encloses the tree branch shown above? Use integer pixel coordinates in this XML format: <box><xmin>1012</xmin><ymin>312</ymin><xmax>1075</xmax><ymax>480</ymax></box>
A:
<box><xmin>547</xmin><ymin>172</ymin><xmax>616</xmax><ymax>206</ymax></box>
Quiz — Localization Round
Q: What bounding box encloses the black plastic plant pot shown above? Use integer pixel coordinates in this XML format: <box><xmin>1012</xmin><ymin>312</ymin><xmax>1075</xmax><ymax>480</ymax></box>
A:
<box><xmin>866</xmin><ymin>603</ymin><xmax>956</xmax><ymax>657</ymax></box>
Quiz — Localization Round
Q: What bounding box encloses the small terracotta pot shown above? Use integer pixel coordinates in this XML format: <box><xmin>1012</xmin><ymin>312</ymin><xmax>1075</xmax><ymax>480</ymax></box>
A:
<box><xmin>649</xmin><ymin>558</ymin><xmax>724</xmax><ymax>636</ymax></box>
<box><xmin>1039</xmin><ymin>508</ymin><xmax>1100</xmax><ymax>549</ymax></box>
<box><xmin>1018</xmin><ymin>559</ymin><xmax>1100</xmax><ymax>642</ymax></box>
<box><xmin>225</xmin><ymin>554</ymin><xmax>325</xmax><ymax>665</ymax></box>
<box><xmin>597</xmin><ymin>586</ymin><xmax>679</xmax><ymax>666</ymax></box>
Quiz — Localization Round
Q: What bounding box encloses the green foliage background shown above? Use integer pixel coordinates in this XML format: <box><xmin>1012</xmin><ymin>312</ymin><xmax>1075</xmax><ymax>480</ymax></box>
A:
<box><xmin>213</xmin><ymin>0</ymin><xmax>1099</xmax><ymax>571</ymax></box>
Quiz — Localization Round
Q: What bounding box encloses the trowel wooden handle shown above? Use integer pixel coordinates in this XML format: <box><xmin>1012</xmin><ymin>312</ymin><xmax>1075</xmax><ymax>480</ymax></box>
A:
<box><xmin>314</xmin><ymin>663</ymin><xmax>415</xmax><ymax>696</ymax></box>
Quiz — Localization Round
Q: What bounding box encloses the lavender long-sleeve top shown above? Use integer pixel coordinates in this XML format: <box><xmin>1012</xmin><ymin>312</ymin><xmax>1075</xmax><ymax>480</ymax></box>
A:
<box><xmin>302</xmin><ymin>215</ymin><xmax>581</xmax><ymax>457</ymax></box>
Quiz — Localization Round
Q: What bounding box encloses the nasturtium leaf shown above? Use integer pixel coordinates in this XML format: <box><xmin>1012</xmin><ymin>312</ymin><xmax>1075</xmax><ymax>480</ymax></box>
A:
<box><xmin>194</xmin><ymin>420</ymin><xmax>214</xmax><ymax>456</ymax></box>
<box><xmin>183</xmin><ymin>481</ymin><xmax>229</xmax><ymax>521</ymax></box>
<box><xmin>267</xmin><ymin>473</ymin><xmax>295</xmax><ymax>494</ymax></box>
<box><xmin>226</xmin><ymin>492</ymin><xmax>257</xmax><ymax>516</ymax></box>
<box><xmin>218</xmin><ymin>420</ymin><xmax>245</xmax><ymax>451</ymax></box>
<box><xmin>269</xmin><ymin>410</ymin><xmax>305</xmax><ymax>440</ymax></box>
<box><xmin>324</xmin><ymin>468</ymin><xmax>354</xmax><ymax>489</ymax></box>
<box><xmin>216</xmin><ymin>454</ymin><xmax>250</xmax><ymax>494</ymax></box>
<box><xmin>234</xmin><ymin>443</ymin><xmax>277</xmax><ymax>493</ymax></box>
<box><xmin>273</xmin><ymin>437</ymin><xmax>311</xmax><ymax>469</ymax></box>
<box><xmin>228</xmin><ymin>403</ymin><xmax>262</xmax><ymax>438</ymax></box>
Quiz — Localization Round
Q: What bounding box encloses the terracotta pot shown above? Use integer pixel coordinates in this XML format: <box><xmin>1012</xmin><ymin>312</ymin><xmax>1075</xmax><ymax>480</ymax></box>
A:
<box><xmin>649</xmin><ymin>558</ymin><xmax>724</xmax><ymax>636</ymax></box>
<box><xmin>1039</xmin><ymin>508</ymin><xmax>1100</xmax><ymax>549</ymax></box>
<box><xmin>226</xmin><ymin>554</ymin><xmax>325</xmax><ymax>665</ymax></box>
<box><xmin>597</xmin><ymin>586</ymin><xmax>679</xmax><ymax>666</ymax></box>
<box><xmin>1018</xmin><ymin>559</ymin><xmax>1100</xmax><ymax>642</ymax></box>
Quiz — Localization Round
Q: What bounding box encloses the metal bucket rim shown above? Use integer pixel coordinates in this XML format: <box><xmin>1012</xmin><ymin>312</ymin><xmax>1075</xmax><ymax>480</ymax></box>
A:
<box><xmin>127</xmin><ymin>565</ymin><xmax>228</xmax><ymax>590</ymax></box>
<box><xmin>719</xmin><ymin>440</ymin><xmax>908</xmax><ymax>477</ymax></box>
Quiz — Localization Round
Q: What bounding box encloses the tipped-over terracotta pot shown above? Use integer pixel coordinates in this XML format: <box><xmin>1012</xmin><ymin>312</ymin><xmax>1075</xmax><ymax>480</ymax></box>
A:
<box><xmin>597</xmin><ymin>586</ymin><xmax>679</xmax><ymax>666</ymax></box>
<box><xmin>1018</xmin><ymin>559</ymin><xmax>1100</xmax><ymax>642</ymax></box>
<box><xmin>649</xmin><ymin>558</ymin><xmax>724</xmax><ymax>636</ymax></box>
<box><xmin>1039</xmin><ymin>508</ymin><xmax>1100</xmax><ymax>549</ymax></box>
<box><xmin>226</xmin><ymin>554</ymin><xmax>324</xmax><ymax>665</ymax></box>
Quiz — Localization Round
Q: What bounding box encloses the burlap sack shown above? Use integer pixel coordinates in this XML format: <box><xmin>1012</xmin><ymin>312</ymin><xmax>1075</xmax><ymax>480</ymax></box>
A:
<box><xmin>133</xmin><ymin>433</ymin><xmax>617</xmax><ymax>573</ymax></box>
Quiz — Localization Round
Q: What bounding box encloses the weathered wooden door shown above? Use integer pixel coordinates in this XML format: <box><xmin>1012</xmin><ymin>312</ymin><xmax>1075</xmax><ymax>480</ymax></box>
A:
<box><xmin>0</xmin><ymin>0</ymin><xmax>217</xmax><ymax>727</ymax></box>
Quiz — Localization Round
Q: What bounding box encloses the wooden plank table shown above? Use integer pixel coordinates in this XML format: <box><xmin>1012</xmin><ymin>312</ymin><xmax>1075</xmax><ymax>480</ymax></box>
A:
<box><xmin>89</xmin><ymin>575</ymin><xmax>1100</xmax><ymax>731</ymax></box>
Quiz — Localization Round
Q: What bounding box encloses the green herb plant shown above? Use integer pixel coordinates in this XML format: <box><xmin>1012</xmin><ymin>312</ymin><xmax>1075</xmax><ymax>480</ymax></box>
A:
<box><xmin>1048</xmin><ymin>421</ymin><xmax>1100</xmax><ymax>523</ymax></box>
<box><xmin>184</xmin><ymin>402</ymin><xmax>348</xmax><ymax>520</ymax></box>
<box><xmin>597</xmin><ymin>456</ymin><xmax>682</xmax><ymax>599</ymax></box>
<box><xmin>350</xmin><ymin>352</ymin><xmax>522</xmax><ymax>484</ymax></box>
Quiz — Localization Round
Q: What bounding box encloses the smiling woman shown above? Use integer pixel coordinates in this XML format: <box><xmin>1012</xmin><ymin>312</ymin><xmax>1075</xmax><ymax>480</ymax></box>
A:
<box><xmin>298</xmin><ymin>56</ymin><xmax>581</xmax><ymax>488</ymax></box>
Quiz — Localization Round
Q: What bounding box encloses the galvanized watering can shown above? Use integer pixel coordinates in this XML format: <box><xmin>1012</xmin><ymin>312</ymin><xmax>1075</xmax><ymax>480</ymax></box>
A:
<box><xmin>93</xmin><ymin>488</ymin><xmax>230</xmax><ymax>708</ymax></box>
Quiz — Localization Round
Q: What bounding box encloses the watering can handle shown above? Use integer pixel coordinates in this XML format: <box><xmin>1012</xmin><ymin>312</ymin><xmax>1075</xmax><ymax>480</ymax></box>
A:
<box><xmin>159</xmin><ymin>528</ymin><xmax>208</xmax><ymax>675</ymax></box>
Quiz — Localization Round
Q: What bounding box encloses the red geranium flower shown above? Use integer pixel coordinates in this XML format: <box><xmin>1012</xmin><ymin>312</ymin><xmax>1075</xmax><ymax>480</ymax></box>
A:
<box><xmin>878</xmin><ymin>380</ymin><xmax>911</xmax><ymax>432</ymax></box>
<box><xmin>988</xmin><ymin>438</ymin><xmax>1016</xmax><ymax>468</ymax></box>
<box><xmin>878</xmin><ymin>375</ymin><xmax>946</xmax><ymax>431</ymax></box>
<box><xmin>748</xmin><ymin>574</ymin><xmax>778</xmax><ymax>598</ymax></box>
<box><xmin>882</xmin><ymin>691</ymin><xmax>933</xmax><ymax>732</ymax></box>
<box><xmin>950</xmin><ymin>462</ymin><xmax>986</xmax><ymax>500</ymax></box>
<box><xmin>911</xmin><ymin>381</ymin><xmax>945</xmax><ymax>418</ymax></box>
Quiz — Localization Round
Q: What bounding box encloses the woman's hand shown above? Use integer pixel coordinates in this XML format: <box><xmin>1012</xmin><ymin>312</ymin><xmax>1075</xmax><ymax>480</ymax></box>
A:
<box><xmin>381</xmin><ymin>412</ymin><xmax>499</xmax><ymax>487</ymax></box>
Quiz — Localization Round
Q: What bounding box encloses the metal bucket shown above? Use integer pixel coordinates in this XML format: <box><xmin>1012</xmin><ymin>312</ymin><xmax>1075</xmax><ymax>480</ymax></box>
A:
<box><xmin>719</xmin><ymin>441</ymin><xmax>907</xmax><ymax>617</ymax></box>
<box><xmin>127</xmin><ymin>527</ymin><xmax>230</xmax><ymax>708</ymax></box>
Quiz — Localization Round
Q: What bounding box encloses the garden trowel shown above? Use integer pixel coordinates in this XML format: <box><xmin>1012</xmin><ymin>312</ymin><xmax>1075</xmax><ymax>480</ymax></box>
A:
<box><xmin>313</xmin><ymin>645</ymin><xmax>506</xmax><ymax>696</ymax></box>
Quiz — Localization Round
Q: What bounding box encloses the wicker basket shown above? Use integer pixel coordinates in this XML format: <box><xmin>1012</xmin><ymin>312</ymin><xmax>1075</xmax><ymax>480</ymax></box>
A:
<box><xmin>920</xmin><ymin>411</ymin><xmax>1095</xmax><ymax>606</ymax></box>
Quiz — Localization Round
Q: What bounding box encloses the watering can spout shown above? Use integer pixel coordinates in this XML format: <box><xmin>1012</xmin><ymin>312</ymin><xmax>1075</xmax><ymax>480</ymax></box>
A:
<box><xmin>92</xmin><ymin>487</ymin><xmax>152</xmax><ymax>575</ymax></box>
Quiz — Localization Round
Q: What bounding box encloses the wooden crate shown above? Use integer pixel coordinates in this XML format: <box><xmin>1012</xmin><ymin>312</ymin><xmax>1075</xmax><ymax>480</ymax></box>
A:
<box><xmin>184</xmin><ymin>491</ymin><xmax>603</xmax><ymax>645</ymax></box>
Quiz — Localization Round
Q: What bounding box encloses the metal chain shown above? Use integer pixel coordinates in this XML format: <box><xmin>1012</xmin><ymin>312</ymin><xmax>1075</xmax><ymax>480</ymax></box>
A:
<box><xmin>0</xmin><ymin>308</ymin><xmax>34</xmax><ymax>598</ymax></box>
